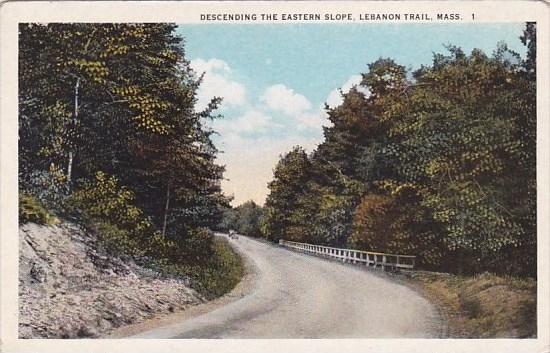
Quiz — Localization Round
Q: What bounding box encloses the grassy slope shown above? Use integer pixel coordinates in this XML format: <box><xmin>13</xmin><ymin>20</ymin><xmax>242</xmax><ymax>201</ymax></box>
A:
<box><xmin>196</xmin><ymin>237</ymin><xmax>245</xmax><ymax>299</ymax></box>
<box><xmin>405</xmin><ymin>271</ymin><xmax>537</xmax><ymax>338</ymax></box>
<box><xmin>152</xmin><ymin>236</ymin><xmax>245</xmax><ymax>300</ymax></box>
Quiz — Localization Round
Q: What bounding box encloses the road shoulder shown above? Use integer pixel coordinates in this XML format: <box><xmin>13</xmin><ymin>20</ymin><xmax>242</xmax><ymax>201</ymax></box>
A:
<box><xmin>106</xmin><ymin>237</ymin><xmax>258</xmax><ymax>338</ymax></box>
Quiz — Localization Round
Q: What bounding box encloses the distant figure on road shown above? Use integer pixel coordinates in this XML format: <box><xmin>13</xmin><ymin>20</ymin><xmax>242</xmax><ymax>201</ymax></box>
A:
<box><xmin>229</xmin><ymin>230</ymin><xmax>238</xmax><ymax>240</ymax></box>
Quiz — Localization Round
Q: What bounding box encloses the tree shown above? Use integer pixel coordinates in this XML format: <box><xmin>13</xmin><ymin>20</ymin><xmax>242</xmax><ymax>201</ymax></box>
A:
<box><xmin>19</xmin><ymin>23</ymin><xmax>228</xmax><ymax>257</ymax></box>
<box><xmin>19</xmin><ymin>24</ymin><xmax>213</xmax><ymax>184</ymax></box>
<box><xmin>232</xmin><ymin>201</ymin><xmax>263</xmax><ymax>237</ymax></box>
<box><xmin>261</xmin><ymin>146</ymin><xmax>313</xmax><ymax>242</ymax></box>
<box><xmin>261</xmin><ymin>24</ymin><xmax>536</xmax><ymax>277</ymax></box>
<box><xmin>349</xmin><ymin>186</ymin><xmax>445</xmax><ymax>269</ymax></box>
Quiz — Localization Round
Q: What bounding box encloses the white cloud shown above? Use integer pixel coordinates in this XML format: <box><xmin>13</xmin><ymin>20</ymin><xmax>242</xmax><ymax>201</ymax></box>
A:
<box><xmin>325</xmin><ymin>75</ymin><xmax>370</xmax><ymax>108</ymax></box>
<box><xmin>191</xmin><ymin>58</ymin><xmax>231</xmax><ymax>75</ymax></box>
<box><xmin>258</xmin><ymin>83</ymin><xmax>331</xmax><ymax>131</ymax></box>
<box><xmin>190</xmin><ymin>58</ymin><xmax>247</xmax><ymax>111</ymax></box>
<box><xmin>295</xmin><ymin>111</ymin><xmax>329</xmax><ymax>130</ymax></box>
<box><xmin>326</xmin><ymin>89</ymin><xmax>345</xmax><ymax>108</ymax></box>
<box><xmin>213</xmin><ymin>109</ymin><xmax>279</xmax><ymax>135</ymax></box>
<box><xmin>260</xmin><ymin>84</ymin><xmax>312</xmax><ymax>116</ymax></box>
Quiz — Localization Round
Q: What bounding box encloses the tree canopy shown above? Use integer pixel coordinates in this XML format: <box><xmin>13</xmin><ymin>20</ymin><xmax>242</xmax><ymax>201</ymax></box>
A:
<box><xmin>19</xmin><ymin>23</ymin><xmax>229</xmax><ymax>264</ymax></box>
<box><xmin>261</xmin><ymin>24</ymin><xmax>537</xmax><ymax>277</ymax></box>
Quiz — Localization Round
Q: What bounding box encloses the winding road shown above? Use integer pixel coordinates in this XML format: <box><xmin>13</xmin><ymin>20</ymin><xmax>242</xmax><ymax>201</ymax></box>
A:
<box><xmin>128</xmin><ymin>234</ymin><xmax>442</xmax><ymax>338</ymax></box>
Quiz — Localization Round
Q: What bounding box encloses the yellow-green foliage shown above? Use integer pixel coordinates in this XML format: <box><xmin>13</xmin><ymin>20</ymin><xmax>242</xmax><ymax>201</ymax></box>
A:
<box><xmin>409</xmin><ymin>272</ymin><xmax>536</xmax><ymax>338</ymax></box>
<box><xmin>18</xmin><ymin>23</ymin><xmax>241</xmax><ymax>300</ymax></box>
<box><xmin>66</xmin><ymin>172</ymin><xmax>152</xmax><ymax>255</ymax></box>
<box><xmin>66</xmin><ymin>173</ymin><xmax>245</xmax><ymax>299</ymax></box>
<box><xmin>19</xmin><ymin>193</ymin><xmax>57</xmax><ymax>225</ymax></box>
<box><xmin>91</xmin><ymin>221</ymin><xmax>145</xmax><ymax>257</ymax></box>
<box><xmin>67</xmin><ymin>172</ymin><xmax>151</xmax><ymax>232</ymax></box>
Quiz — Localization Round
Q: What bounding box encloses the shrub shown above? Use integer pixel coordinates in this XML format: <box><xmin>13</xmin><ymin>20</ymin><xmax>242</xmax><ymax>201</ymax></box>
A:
<box><xmin>459</xmin><ymin>292</ymin><xmax>482</xmax><ymax>319</ymax></box>
<box><xmin>182</xmin><ymin>236</ymin><xmax>244</xmax><ymax>299</ymax></box>
<box><xmin>147</xmin><ymin>231</ymin><xmax>244</xmax><ymax>299</ymax></box>
<box><xmin>411</xmin><ymin>271</ymin><xmax>537</xmax><ymax>337</ymax></box>
<box><xmin>19</xmin><ymin>193</ymin><xmax>57</xmax><ymax>225</ymax></box>
<box><xmin>20</xmin><ymin>164</ymin><xmax>69</xmax><ymax>212</ymax></box>
<box><xmin>66</xmin><ymin>171</ymin><xmax>152</xmax><ymax>255</ymax></box>
<box><xmin>234</xmin><ymin>201</ymin><xmax>263</xmax><ymax>237</ymax></box>
<box><xmin>219</xmin><ymin>201</ymin><xmax>264</xmax><ymax>237</ymax></box>
<box><xmin>64</xmin><ymin>172</ymin><xmax>245</xmax><ymax>299</ymax></box>
<box><xmin>91</xmin><ymin>221</ymin><xmax>145</xmax><ymax>257</ymax></box>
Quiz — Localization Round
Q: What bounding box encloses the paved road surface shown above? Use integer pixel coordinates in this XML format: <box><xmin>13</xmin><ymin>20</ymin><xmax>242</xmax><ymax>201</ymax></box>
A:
<box><xmin>130</xmin><ymin>235</ymin><xmax>442</xmax><ymax>338</ymax></box>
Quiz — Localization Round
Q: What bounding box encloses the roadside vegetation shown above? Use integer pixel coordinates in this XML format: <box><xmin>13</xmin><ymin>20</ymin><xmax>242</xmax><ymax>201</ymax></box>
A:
<box><xmin>407</xmin><ymin>272</ymin><xmax>536</xmax><ymax>338</ymax></box>
<box><xmin>19</xmin><ymin>193</ymin><xmax>58</xmax><ymax>225</ymax></box>
<box><xmin>19</xmin><ymin>23</ymin><xmax>242</xmax><ymax>298</ymax></box>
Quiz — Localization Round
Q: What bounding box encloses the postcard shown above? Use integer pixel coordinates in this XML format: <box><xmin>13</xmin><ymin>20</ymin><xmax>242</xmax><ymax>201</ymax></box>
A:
<box><xmin>0</xmin><ymin>1</ymin><xmax>548</xmax><ymax>352</ymax></box>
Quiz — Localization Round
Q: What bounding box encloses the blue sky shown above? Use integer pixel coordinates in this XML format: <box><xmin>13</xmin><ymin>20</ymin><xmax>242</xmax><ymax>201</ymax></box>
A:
<box><xmin>177</xmin><ymin>23</ymin><xmax>527</xmax><ymax>206</ymax></box>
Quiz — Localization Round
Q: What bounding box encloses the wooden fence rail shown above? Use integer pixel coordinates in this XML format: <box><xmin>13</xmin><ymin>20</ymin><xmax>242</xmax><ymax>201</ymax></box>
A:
<box><xmin>279</xmin><ymin>240</ymin><xmax>416</xmax><ymax>270</ymax></box>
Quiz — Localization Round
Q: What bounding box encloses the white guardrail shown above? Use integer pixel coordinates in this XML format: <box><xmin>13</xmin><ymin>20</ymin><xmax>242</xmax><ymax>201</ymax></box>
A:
<box><xmin>279</xmin><ymin>240</ymin><xmax>416</xmax><ymax>270</ymax></box>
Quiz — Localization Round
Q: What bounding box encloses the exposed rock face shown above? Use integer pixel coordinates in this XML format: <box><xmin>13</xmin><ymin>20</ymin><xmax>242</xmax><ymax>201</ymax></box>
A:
<box><xmin>19</xmin><ymin>222</ymin><xmax>204</xmax><ymax>338</ymax></box>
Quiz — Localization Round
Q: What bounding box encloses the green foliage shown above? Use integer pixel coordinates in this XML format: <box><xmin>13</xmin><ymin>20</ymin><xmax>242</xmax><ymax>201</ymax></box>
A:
<box><xmin>20</xmin><ymin>164</ymin><xmax>69</xmax><ymax>212</ymax></box>
<box><xmin>235</xmin><ymin>201</ymin><xmax>263</xmax><ymax>237</ymax></box>
<box><xmin>386</xmin><ymin>43</ymin><xmax>536</xmax><ymax>275</ymax></box>
<box><xmin>19</xmin><ymin>23</ymin><xmax>226</xmax><ymax>240</ymax></box>
<box><xmin>91</xmin><ymin>221</ymin><xmax>145</xmax><ymax>257</ymax></box>
<box><xmin>220</xmin><ymin>201</ymin><xmax>263</xmax><ymax>237</ymax></box>
<box><xmin>19</xmin><ymin>23</ymin><xmax>238</xmax><ymax>297</ymax></box>
<box><xmin>19</xmin><ymin>194</ymin><xmax>57</xmax><ymax>225</ymax></box>
<box><xmin>261</xmin><ymin>146</ymin><xmax>313</xmax><ymax>242</ymax></box>
<box><xmin>218</xmin><ymin>207</ymin><xmax>238</xmax><ymax>232</ymax></box>
<box><xmin>262</xmin><ymin>23</ymin><xmax>536</xmax><ymax>277</ymax></box>
<box><xmin>65</xmin><ymin>172</ymin><xmax>152</xmax><ymax>256</ymax></box>
<box><xmin>195</xmin><ymin>237</ymin><xmax>245</xmax><ymax>298</ymax></box>
<box><xmin>66</xmin><ymin>172</ymin><xmax>152</xmax><ymax>235</ymax></box>
<box><xmin>310</xmin><ymin>187</ymin><xmax>357</xmax><ymax>247</ymax></box>
<box><xmin>149</xmin><ymin>234</ymin><xmax>244</xmax><ymax>299</ymax></box>
<box><xmin>349</xmin><ymin>186</ymin><xmax>444</xmax><ymax>269</ymax></box>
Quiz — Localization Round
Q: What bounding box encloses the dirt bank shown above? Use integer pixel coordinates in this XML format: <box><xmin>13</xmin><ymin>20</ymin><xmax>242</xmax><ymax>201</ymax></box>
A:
<box><xmin>19</xmin><ymin>222</ymin><xmax>205</xmax><ymax>338</ymax></box>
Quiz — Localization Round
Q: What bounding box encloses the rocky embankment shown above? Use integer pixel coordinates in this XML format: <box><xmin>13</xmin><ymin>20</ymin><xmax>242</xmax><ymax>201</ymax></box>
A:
<box><xmin>19</xmin><ymin>222</ymin><xmax>205</xmax><ymax>338</ymax></box>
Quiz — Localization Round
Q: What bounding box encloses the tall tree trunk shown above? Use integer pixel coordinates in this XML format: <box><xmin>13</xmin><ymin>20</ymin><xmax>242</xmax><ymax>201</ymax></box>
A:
<box><xmin>67</xmin><ymin>78</ymin><xmax>80</xmax><ymax>184</ymax></box>
<box><xmin>162</xmin><ymin>180</ymin><xmax>171</xmax><ymax>237</ymax></box>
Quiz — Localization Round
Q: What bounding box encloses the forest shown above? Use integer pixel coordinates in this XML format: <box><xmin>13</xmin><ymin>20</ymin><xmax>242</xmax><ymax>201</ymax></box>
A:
<box><xmin>257</xmin><ymin>23</ymin><xmax>537</xmax><ymax>277</ymax></box>
<box><xmin>19</xmin><ymin>22</ymin><xmax>537</xmax><ymax>289</ymax></box>
<box><xmin>18</xmin><ymin>23</ymin><xmax>241</xmax><ymax>297</ymax></box>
